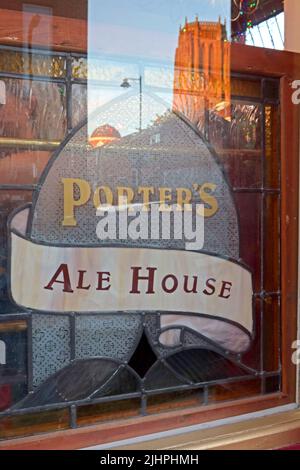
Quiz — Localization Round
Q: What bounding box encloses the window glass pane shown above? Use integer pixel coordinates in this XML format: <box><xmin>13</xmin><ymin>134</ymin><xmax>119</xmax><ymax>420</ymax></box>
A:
<box><xmin>72</xmin><ymin>83</ymin><xmax>87</xmax><ymax>128</ymax></box>
<box><xmin>0</xmin><ymin>78</ymin><xmax>66</xmax><ymax>140</ymax></box>
<box><xmin>72</xmin><ymin>57</ymin><xmax>87</xmax><ymax>80</ymax></box>
<box><xmin>234</xmin><ymin>193</ymin><xmax>261</xmax><ymax>293</ymax></box>
<box><xmin>0</xmin><ymin>191</ymin><xmax>33</xmax><ymax>314</ymax></box>
<box><xmin>0</xmin><ymin>0</ymin><xmax>286</xmax><ymax>441</ymax></box>
<box><xmin>0</xmin><ymin>410</ymin><xmax>69</xmax><ymax>440</ymax></box>
<box><xmin>0</xmin><ymin>150</ymin><xmax>52</xmax><ymax>185</ymax></box>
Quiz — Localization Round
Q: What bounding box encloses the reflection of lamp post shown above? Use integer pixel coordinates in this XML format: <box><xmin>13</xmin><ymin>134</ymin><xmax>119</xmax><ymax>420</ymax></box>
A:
<box><xmin>28</xmin><ymin>14</ymin><xmax>41</xmax><ymax>76</ymax></box>
<box><xmin>120</xmin><ymin>76</ymin><xmax>142</xmax><ymax>131</ymax></box>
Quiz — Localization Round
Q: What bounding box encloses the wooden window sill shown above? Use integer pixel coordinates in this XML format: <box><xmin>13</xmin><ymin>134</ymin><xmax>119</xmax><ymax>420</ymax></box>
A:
<box><xmin>117</xmin><ymin>407</ymin><xmax>300</xmax><ymax>451</ymax></box>
<box><xmin>0</xmin><ymin>393</ymin><xmax>295</xmax><ymax>450</ymax></box>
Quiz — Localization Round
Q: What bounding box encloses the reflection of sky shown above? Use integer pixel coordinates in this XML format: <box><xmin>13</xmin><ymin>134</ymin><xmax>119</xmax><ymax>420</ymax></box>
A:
<box><xmin>89</xmin><ymin>0</ymin><xmax>229</xmax><ymax>32</ymax></box>
<box><xmin>88</xmin><ymin>0</ymin><xmax>230</xmax><ymax>58</ymax></box>
<box><xmin>87</xmin><ymin>0</ymin><xmax>230</xmax><ymax>135</ymax></box>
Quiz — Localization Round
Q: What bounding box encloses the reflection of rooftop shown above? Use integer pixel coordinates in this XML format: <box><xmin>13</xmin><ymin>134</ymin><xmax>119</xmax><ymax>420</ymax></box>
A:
<box><xmin>89</xmin><ymin>124</ymin><xmax>121</xmax><ymax>148</ymax></box>
<box><xmin>88</xmin><ymin>90</ymin><xmax>170</xmax><ymax>139</ymax></box>
<box><xmin>90</xmin><ymin>111</ymin><xmax>208</xmax><ymax>157</ymax></box>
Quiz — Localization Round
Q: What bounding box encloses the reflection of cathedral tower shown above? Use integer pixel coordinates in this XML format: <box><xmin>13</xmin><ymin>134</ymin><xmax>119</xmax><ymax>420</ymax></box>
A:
<box><xmin>173</xmin><ymin>17</ymin><xmax>230</xmax><ymax>129</ymax></box>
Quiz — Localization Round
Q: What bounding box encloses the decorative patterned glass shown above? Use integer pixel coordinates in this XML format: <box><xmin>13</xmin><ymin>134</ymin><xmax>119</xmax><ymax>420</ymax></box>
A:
<box><xmin>0</xmin><ymin>50</ymin><xmax>66</xmax><ymax>78</ymax></box>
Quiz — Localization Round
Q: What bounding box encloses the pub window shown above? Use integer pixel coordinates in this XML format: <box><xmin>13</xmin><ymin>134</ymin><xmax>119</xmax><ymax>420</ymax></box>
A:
<box><xmin>0</xmin><ymin>0</ymin><xmax>297</xmax><ymax>446</ymax></box>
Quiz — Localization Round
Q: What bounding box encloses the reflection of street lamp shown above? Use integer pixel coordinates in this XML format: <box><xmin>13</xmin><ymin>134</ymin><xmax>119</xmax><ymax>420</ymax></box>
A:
<box><xmin>120</xmin><ymin>76</ymin><xmax>142</xmax><ymax>132</ymax></box>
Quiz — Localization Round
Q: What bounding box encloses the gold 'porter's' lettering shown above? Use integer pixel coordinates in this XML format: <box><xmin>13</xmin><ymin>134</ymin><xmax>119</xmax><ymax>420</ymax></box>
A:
<box><xmin>61</xmin><ymin>179</ymin><xmax>219</xmax><ymax>226</ymax></box>
<box><xmin>62</xmin><ymin>178</ymin><xmax>91</xmax><ymax>226</ymax></box>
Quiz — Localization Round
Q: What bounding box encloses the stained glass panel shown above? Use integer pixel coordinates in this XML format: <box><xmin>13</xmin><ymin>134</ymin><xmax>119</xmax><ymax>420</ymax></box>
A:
<box><xmin>0</xmin><ymin>50</ymin><xmax>66</xmax><ymax>77</ymax></box>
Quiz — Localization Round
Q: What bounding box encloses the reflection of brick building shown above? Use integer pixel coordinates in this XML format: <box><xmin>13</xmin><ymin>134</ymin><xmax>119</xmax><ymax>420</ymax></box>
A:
<box><xmin>173</xmin><ymin>17</ymin><xmax>230</xmax><ymax>128</ymax></box>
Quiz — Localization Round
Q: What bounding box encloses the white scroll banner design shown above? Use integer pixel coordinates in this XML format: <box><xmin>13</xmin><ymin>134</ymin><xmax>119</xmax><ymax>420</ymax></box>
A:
<box><xmin>10</xmin><ymin>230</ymin><xmax>253</xmax><ymax>354</ymax></box>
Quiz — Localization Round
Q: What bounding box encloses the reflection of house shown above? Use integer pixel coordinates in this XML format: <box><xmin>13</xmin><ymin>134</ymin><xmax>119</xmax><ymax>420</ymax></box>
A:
<box><xmin>173</xmin><ymin>17</ymin><xmax>230</xmax><ymax>128</ymax></box>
